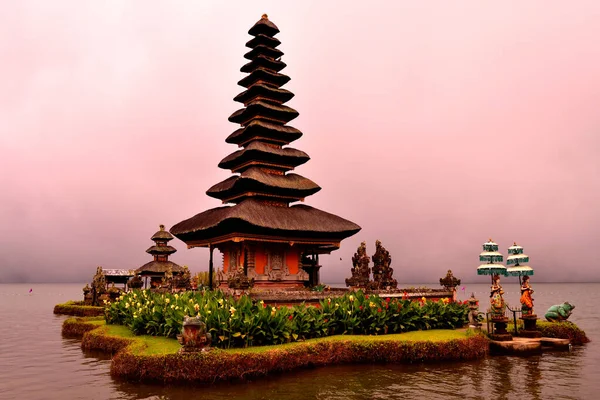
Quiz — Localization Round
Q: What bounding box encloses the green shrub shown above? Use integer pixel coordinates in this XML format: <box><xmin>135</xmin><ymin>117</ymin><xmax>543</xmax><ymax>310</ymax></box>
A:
<box><xmin>105</xmin><ymin>290</ymin><xmax>469</xmax><ymax>349</ymax></box>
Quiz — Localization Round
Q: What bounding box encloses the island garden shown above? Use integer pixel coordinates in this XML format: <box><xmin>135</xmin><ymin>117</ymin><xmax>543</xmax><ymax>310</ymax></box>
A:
<box><xmin>55</xmin><ymin>15</ymin><xmax>589</xmax><ymax>383</ymax></box>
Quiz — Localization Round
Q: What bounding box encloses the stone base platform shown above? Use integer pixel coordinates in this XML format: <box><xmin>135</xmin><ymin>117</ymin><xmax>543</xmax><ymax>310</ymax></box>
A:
<box><xmin>490</xmin><ymin>337</ymin><xmax>571</xmax><ymax>355</ymax></box>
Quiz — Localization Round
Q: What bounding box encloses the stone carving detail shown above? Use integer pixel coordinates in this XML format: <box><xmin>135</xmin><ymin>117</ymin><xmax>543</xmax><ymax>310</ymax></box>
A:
<box><xmin>90</xmin><ymin>266</ymin><xmax>107</xmax><ymax>306</ymax></box>
<box><xmin>173</xmin><ymin>265</ymin><xmax>192</xmax><ymax>290</ymax></box>
<box><xmin>267</xmin><ymin>251</ymin><xmax>289</xmax><ymax>281</ymax></box>
<box><xmin>227</xmin><ymin>266</ymin><xmax>255</xmax><ymax>289</ymax></box>
<box><xmin>177</xmin><ymin>316</ymin><xmax>212</xmax><ymax>353</ymax></box>
<box><xmin>128</xmin><ymin>272</ymin><xmax>143</xmax><ymax>290</ymax></box>
<box><xmin>440</xmin><ymin>270</ymin><xmax>461</xmax><ymax>291</ymax></box>
<box><xmin>370</xmin><ymin>240</ymin><xmax>397</xmax><ymax>290</ymax></box>
<box><xmin>345</xmin><ymin>242</ymin><xmax>371</xmax><ymax>288</ymax></box>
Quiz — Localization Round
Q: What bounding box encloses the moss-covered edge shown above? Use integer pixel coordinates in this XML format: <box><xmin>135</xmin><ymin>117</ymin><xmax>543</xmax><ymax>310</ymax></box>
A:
<box><xmin>54</xmin><ymin>301</ymin><xmax>105</xmax><ymax>317</ymax></box>
<box><xmin>111</xmin><ymin>335</ymin><xmax>489</xmax><ymax>383</ymax></box>
<box><xmin>534</xmin><ymin>321</ymin><xmax>590</xmax><ymax>345</ymax></box>
<box><xmin>62</xmin><ymin>317</ymin><xmax>105</xmax><ymax>338</ymax></box>
<box><xmin>63</xmin><ymin>318</ymin><xmax>489</xmax><ymax>383</ymax></box>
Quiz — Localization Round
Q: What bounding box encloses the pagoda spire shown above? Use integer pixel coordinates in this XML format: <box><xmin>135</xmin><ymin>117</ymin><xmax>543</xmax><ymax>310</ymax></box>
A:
<box><xmin>207</xmin><ymin>14</ymin><xmax>320</xmax><ymax>205</ymax></box>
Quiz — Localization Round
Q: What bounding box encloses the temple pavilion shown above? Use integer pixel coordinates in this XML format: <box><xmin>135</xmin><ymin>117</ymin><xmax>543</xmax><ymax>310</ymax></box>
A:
<box><xmin>170</xmin><ymin>15</ymin><xmax>361</xmax><ymax>289</ymax></box>
<box><xmin>136</xmin><ymin>225</ymin><xmax>183</xmax><ymax>288</ymax></box>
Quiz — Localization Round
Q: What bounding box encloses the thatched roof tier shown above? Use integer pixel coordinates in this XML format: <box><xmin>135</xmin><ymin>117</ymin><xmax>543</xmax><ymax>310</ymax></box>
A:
<box><xmin>234</xmin><ymin>83</ymin><xmax>294</xmax><ymax>105</ymax></box>
<box><xmin>246</xmin><ymin>34</ymin><xmax>280</xmax><ymax>49</ymax></box>
<box><xmin>229</xmin><ymin>101</ymin><xmax>298</xmax><ymax>125</ymax></box>
<box><xmin>146</xmin><ymin>245</ymin><xmax>177</xmax><ymax>255</ymax></box>
<box><xmin>219</xmin><ymin>141</ymin><xmax>309</xmax><ymax>172</ymax></box>
<box><xmin>244</xmin><ymin>44</ymin><xmax>283</xmax><ymax>61</ymax></box>
<box><xmin>136</xmin><ymin>261</ymin><xmax>183</xmax><ymax>274</ymax></box>
<box><xmin>226</xmin><ymin>120</ymin><xmax>302</xmax><ymax>146</ymax></box>
<box><xmin>170</xmin><ymin>199</ymin><xmax>361</xmax><ymax>245</ymax></box>
<box><xmin>206</xmin><ymin>167</ymin><xmax>320</xmax><ymax>203</ymax></box>
<box><xmin>238</xmin><ymin>67</ymin><xmax>290</xmax><ymax>89</ymax></box>
<box><xmin>241</xmin><ymin>56</ymin><xmax>286</xmax><ymax>74</ymax></box>
<box><xmin>248</xmin><ymin>14</ymin><xmax>279</xmax><ymax>37</ymax></box>
<box><xmin>151</xmin><ymin>224</ymin><xmax>174</xmax><ymax>241</ymax></box>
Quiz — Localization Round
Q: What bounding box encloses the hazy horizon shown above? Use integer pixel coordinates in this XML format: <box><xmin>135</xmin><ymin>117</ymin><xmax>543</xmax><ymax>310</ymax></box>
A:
<box><xmin>2</xmin><ymin>1</ymin><xmax>599</xmax><ymax>285</ymax></box>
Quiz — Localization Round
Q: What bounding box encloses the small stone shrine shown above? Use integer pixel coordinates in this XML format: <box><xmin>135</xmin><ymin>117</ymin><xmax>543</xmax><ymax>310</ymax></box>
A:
<box><xmin>136</xmin><ymin>225</ymin><xmax>184</xmax><ymax>289</ymax></box>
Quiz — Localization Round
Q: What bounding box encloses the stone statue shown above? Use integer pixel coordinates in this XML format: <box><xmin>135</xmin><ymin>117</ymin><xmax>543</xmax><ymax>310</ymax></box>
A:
<box><xmin>91</xmin><ymin>266</ymin><xmax>107</xmax><ymax>306</ymax></box>
<box><xmin>227</xmin><ymin>265</ymin><xmax>255</xmax><ymax>290</ymax></box>
<box><xmin>345</xmin><ymin>242</ymin><xmax>370</xmax><ymax>288</ymax></box>
<box><xmin>173</xmin><ymin>265</ymin><xmax>192</xmax><ymax>290</ymax></box>
<box><xmin>162</xmin><ymin>266</ymin><xmax>173</xmax><ymax>289</ymax></box>
<box><xmin>545</xmin><ymin>302</ymin><xmax>575</xmax><ymax>322</ymax></box>
<box><xmin>107</xmin><ymin>283</ymin><xmax>120</xmax><ymax>301</ymax></box>
<box><xmin>489</xmin><ymin>274</ymin><xmax>506</xmax><ymax>318</ymax></box>
<box><xmin>177</xmin><ymin>316</ymin><xmax>212</xmax><ymax>353</ymax></box>
<box><xmin>371</xmin><ymin>240</ymin><xmax>397</xmax><ymax>290</ymax></box>
<box><xmin>520</xmin><ymin>275</ymin><xmax>535</xmax><ymax>316</ymax></box>
<box><xmin>467</xmin><ymin>293</ymin><xmax>481</xmax><ymax>328</ymax></box>
<box><xmin>82</xmin><ymin>284</ymin><xmax>92</xmax><ymax>305</ymax></box>
<box><xmin>128</xmin><ymin>273</ymin><xmax>143</xmax><ymax>290</ymax></box>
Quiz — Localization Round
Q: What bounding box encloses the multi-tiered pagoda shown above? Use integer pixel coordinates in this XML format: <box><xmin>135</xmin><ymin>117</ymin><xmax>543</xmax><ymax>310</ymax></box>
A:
<box><xmin>171</xmin><ymin>15</ymin><xmax>361</xmax><ymax>288</ymax></box>
<box><xmin>136</xmin><ymin>225</ymin><xmax>183</xmax><ymax>288</ymax></box>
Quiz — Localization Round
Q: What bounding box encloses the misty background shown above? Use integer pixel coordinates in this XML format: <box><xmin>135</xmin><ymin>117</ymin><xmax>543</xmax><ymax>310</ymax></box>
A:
<box><xmin>1</xmin><ymin>1</ymin><xmax>599</xmax><ymax>284</ymax></box>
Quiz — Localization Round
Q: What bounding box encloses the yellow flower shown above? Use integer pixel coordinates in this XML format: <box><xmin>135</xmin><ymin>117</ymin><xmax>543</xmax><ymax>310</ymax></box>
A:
<box><xmin>125</xmin><ymin>302</ymin><xmax>130</xmax><ymax>309</ymax></box>
<box><xmin>218</xmin><ymin>299</ymin><xmax>224</xmax><ymax>305</ymax></box>
<box><xmin>369</xmin><ymin>302</ymin><xmax>375</xmax><ymax>308</ymax></box>
<box><xmin>171</xmin><ymin>305</ymin><xmax>175</xmax><ymax>309</ymax></box>
<box><xmin>175</xmin><ymin>294</ymin><xmax>179</xmax><ymax>299</ymax></box>
<box><xmin>349</xmin><ymin>295</ymin><xmax>355</xmax><ymax>302</ymax></box>
<box><xmin>421</xmin><ymin>297</ymin><xmax>427</xmax><ymax>302</ymax></box>
<box><xmin>207</xmin><ymin>310</ymin><xmax>212</xmax><ymax>314</ymax></box>
<box><xmin>347</xmin><ymin>311</ymin><xmax>351</xmax><ymax>315</ymax></box>
<box><xmin>189</xmin><ymin>299</ymin><xmax>193</xmax><ymax>303</ymax></box>
<box><xmin>137</xmin><ymin>302</ymin><xmax>141</xmax><ymax>307</ymax></box>
<box><xmin>229</xmin><ymin>306</ymin><xmax>236</xmax><ymax>314</ymax></box>
<box><xmin>165</xmin><ymin>298</ymin><xmax>170</xmax><ymax>304</ymax></box>
<box><xmin>335</xmin><ymin>303</ymin><xmax>339</xmax><ymax>308</ymax></box>
<box><xmin>194</xmin><ymin>303</ymin><xmax>200</xmax><ymax>311</ymax></box>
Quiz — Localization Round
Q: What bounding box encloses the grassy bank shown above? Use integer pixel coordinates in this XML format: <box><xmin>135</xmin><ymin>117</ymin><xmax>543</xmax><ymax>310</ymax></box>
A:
<box><xmin>65</xmin><ymin>318</ymin><xmax>488</xmax><ymax>383</ymax></box>
<box><xmin>54</xmin><ymin>301</ymin><xmax>105</xmax><ymax>317</ymax></box>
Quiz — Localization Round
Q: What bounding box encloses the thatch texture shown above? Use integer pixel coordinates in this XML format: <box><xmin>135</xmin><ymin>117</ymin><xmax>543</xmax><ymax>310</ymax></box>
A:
<box><xmin>170</xmin><ymin>198</ymin><xmax>361</xmax><ymax>242</ymax></box>
<box><xmin>241</xmin><ymin>56</ymin><xmax>286</xmax><ymax>74</ymax></box>
<box><xmin>218</xmin><ymin>141</ymin><xmax>309</xmax><ymax>171</ymax></box>
<box><xmin>238</xmin><ymin>67</ymin><xmax>290</xmax><ymax>88</ymax></box>
<box><xmin>151</xmin><ymin>225</ymin><xmax>174</xmax><ymax>241</ymax></box>
<box><xmin>244</xmin><ymin>44</ymin><xmax>283</xmax><ymax>60</ymax></box>
<box><xmin>248</xmin><ymin>15</ymin><xmax>279</xmax><ymax>37</ymax></box>
<box><xmin>145</xmin><ymin>245</ymin><xmax>177</xmax><ymax>255</ymax></box>
<box><xmin>229</xmin><ymin>100</ymin><xmax>299</xmax><ymax>125</ymax></box>
<box><xmin>206</xmin><ymin>168</ymin><xmax>320</xmax><ymax>201</ymax></box>
<box><xmin>234</xmin><ymin>83</ymin><xmax>293</xmax><ymax>104</ymax></box>
<box><xmin>246</xmin><ymin>34</ymin><xmax>281</xmax><ymax>49</ymax></box>
<box><xmin>136</xmin><ymin>261</ymin><xmax>183</xmax><ymax>274</ymax></box>
<box><xmin>226</xmin><ymin>120</ymin><xmax>302</xmax><ymax>145</ymax></box>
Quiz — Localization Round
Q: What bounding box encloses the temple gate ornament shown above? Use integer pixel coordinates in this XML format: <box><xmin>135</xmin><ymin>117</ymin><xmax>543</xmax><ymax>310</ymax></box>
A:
<box><xmin>345</xmin><ymin>242</ymin><xmax>370</xmax><ymax>288</ymax></box>
<box><xmin>370</xmin><ymin>240</ymin><xmax>397</xmax><ymax>290</ymax></box>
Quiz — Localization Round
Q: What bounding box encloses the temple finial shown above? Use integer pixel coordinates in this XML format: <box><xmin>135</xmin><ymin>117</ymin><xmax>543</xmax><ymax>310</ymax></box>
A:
<box><xmin>262</xmin><ymin>14</ymin><xmax>268</xmax><ymax>19</ymax></box>
<box><xmin>159</xmin><ymin>224</ymin><xmax>165</xmax><ymax>231</ymax></box>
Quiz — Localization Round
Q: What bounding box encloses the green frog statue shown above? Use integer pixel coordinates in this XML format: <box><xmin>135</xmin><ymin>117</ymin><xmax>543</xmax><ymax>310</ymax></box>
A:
<box><xmin>545</xmin><ymin>302</ymin><xmax>575</xmax><ymax>322</ymax></box>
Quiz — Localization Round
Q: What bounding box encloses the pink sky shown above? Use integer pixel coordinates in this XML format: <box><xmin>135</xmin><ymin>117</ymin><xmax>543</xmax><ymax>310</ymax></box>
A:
<box><xmin>1</xmin><ymin>1</ymin><xmax>599</xmax><ymax>283</ymax></box>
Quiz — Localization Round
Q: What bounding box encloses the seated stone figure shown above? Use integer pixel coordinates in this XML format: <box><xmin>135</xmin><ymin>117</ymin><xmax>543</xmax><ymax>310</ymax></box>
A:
<box><xmin>545</xmin><ymin>302</ymin><xmax>575</xmax><ymax>322</ymax></box>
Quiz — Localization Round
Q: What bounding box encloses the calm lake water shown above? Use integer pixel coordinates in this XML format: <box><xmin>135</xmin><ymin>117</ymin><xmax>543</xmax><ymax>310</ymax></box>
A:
<box><xmin>1</xmin><ymin>282</ymin><xmax>599</xmax><ymax>400</ymax></box>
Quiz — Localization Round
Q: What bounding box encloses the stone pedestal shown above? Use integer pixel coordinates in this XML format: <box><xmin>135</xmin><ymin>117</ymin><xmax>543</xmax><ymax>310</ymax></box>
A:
<box><xmin>519</xmin><ymin>315</ymin><xmax>542</xmax><ymax>338</ymax></box>
<box><xmin>490</xmin><ymin>316</ymin><xmax>512</xmax><ymax>341</ymax></box>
